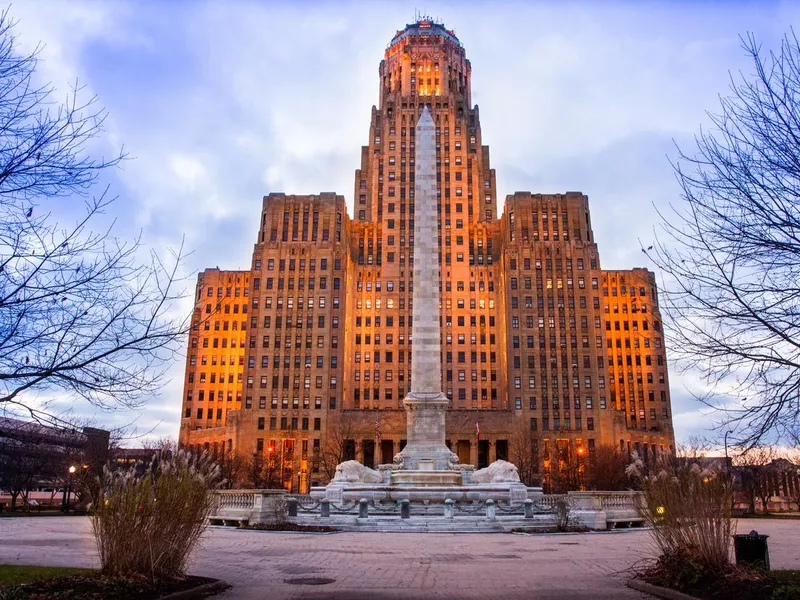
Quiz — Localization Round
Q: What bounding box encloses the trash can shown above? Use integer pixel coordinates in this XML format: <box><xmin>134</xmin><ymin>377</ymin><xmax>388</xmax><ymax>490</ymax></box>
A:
<box><xmin>733</xmin><ymin>530</ymin><xmax>770</xmax><ymax>570</ymax></box>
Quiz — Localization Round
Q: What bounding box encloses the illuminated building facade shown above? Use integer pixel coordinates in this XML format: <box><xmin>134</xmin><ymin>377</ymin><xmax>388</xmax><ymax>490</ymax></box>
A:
<box><xmin>178</xmin><ymin>19</ymin><xmax>674</xmax><ymax>492</ymax></box>
<box><xmin>181</xmin><ymin>269</ymin><xmax>249</xmax><ymax>434</ymax></box>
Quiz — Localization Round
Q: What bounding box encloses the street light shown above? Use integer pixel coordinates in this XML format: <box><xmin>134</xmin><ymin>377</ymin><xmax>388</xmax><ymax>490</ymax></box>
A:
<box><xmin>724</xmin><ymin>430</ymin><xmax>734</xmax><ymax>477</ymax></box>
<box><xmin>61</xmin><ymin>465</ymin><xmax>76</xmax><ymax>513</ymax></box>
<box><xmin>576</xmin><ymin>447</ymin><xmax>586</xmax><ymax>490</ymax></box>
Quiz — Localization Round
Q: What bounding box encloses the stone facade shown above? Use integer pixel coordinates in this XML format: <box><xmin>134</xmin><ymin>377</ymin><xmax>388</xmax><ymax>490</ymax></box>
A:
<box><xmin>178</xmin><ymin>19</ymin><xmax>675</xmax><ymax>492</ymax></box>
<box><xmin>180</xmin><ymin>269</ymin><xmax>249</xmax><ymax>437</ymax></box>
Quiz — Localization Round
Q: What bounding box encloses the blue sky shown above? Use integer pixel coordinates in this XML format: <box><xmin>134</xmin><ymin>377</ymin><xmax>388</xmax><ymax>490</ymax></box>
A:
<box><xmin>9</xmin><ymin>0</ymin><xmax>799</xmax><ymax>445</ymax></box>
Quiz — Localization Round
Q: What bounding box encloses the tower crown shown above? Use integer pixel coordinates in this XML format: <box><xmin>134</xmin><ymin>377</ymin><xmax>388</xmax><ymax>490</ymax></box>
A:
<box><xmin>388</xmin><ymin>19</ymin><xmax>462</xmax><ymax>51</ymax></box>
<box><xmin>380</xmin><ymin>18</ymin><xmax>470</xmax><ymax>104</ymax></box>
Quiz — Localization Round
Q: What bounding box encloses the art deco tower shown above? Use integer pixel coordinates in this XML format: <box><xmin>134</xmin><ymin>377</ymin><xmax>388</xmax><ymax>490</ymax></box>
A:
<box><xmin>345</xmin><ymin>20</ymin><xmax>503</xmax><ymax>427</ymax></box>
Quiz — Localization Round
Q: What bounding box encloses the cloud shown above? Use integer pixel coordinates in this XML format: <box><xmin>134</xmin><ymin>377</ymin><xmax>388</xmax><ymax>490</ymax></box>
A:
<box><xmin>8</xmin><ymin>0</ymin><xmax>799</xmax><ymax>444</ymax></box>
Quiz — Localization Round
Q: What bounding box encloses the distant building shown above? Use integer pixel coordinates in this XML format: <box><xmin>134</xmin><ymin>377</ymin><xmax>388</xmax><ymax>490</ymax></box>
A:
<box><xmin>732</xmin><ymin>458</ymin><xmax>800</xmax><ymax>514</ymax></box>
<box><xmin>178</xmin><ymin>18</ymin><xmax>675</xmax><ymax>492</ymax></box>
<box><xmin>0</xmin><ymin>417</ymin><xmax>109</xmax><ymax>470</ymax></box>
<box><xmin>0</xmin><ymin>417</ymin><xmax>109</xmax><ymax>505</ymax></box>
<box><xmin>111</xmin><ymin>447</ymin><xmax>159</xmax><ymax>467</ymax></box>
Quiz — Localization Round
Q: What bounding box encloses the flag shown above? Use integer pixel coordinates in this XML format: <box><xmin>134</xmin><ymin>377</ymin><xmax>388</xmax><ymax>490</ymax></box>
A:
<box><xmin>476</xmin><ymin>420</ymin><xmax>480</xmax><ymax>443</ymax></box>
<box><xmin>375</xmin><ymin>419</ymin><xmax>381</xmax><ymax>442</ymax></box>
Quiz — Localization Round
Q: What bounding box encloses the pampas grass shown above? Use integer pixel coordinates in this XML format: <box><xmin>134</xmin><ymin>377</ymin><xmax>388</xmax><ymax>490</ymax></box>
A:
<box><xmin>91</xmin><ymin>444</ymin><xmax>222</xmax><ymax>580</ymax></box>
<box><xmin>629</xmin><ymin>452</ymin><xmax>734</xmax><ymax>573</ymax></box>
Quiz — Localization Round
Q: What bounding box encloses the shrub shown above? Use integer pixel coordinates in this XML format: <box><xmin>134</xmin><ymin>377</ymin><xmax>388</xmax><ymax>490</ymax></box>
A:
<box><xmin>91</xmin><ymin>445</ymin><xmax>222</xmax><ymax>580</ymax></box>
<box><xmin>554</xmin><ymin>499</ymin><xmax>572</xmax><ymax>532</ymax></box>
<box><xmin>267</xmin><ymin>494</ymin><xmax>287</xmax><ymax>526</ymax></box>
<box><xmin>630</xmin><ymin>452</ymin><xmax>734</xmax><ymax>581</ymax></box>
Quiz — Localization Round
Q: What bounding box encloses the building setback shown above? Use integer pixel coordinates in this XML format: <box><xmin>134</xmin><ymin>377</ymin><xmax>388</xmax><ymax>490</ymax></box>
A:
<box><xmin>178</xmin><ymin>19</ymin><xmax>675</xmax><ymax>492</ymax></box>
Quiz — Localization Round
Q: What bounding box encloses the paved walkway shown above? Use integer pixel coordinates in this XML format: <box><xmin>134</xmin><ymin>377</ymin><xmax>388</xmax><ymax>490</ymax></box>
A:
<box><xmin>1</xmin><ymin>517</ymin><xmax>799</xmax><ymax>599</ymax></box>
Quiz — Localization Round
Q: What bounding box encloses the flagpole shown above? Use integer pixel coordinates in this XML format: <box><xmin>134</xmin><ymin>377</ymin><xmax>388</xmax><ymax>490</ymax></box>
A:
<box><xmin>375</xmin><ymin>418</ymin><xmax>381</xmax><ymax>468</ymax></box>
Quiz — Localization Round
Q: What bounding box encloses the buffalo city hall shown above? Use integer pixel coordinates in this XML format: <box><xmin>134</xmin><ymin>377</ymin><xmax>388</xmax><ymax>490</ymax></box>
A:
<box><xmin>178</xmin><ymin>19</ymin><xmax>675</xmax><ymax>493</ymax></box>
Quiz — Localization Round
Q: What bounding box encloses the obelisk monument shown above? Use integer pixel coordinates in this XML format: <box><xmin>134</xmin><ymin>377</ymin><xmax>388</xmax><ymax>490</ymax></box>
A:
<box><xmin>398</xmin><ymin>106</ymin><xmax>458</xmax><ymax>471</ymax></box>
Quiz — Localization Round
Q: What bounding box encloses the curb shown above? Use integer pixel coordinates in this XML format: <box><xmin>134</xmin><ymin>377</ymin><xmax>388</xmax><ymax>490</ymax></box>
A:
<box><xmin>209</xmin><ymin>525</ymin><xmax>339</xmax><ymax>535</ymax></box>
<box><xmin>511</xmin><ymin>528</ymin><xmax>650</xmax><ymax>536</ymax></box>
<box><xmin>159</xmin><ymin>579</ymin><xmax>230</xmax><ymax>600</ymax></box>
<box><xmin>627</xmin><ymin>579</ymin><xmax>700</xmax><ymax>600</ymax></box>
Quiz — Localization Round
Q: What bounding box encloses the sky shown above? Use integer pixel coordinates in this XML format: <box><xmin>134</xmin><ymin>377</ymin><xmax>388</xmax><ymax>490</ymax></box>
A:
<box><xmin>7</xmin><ymin>0</ymin><xmax>800</xmax><ymax>446</ymax></box>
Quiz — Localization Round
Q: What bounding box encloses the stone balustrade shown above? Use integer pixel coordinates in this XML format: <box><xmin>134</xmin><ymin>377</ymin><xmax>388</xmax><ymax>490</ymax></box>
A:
<box><xmin>209</xmin><ymin>489</ymin><xmax>287</xmax><ymax>526</ymax></box>
<box><xmin>276</xmin><ymin>490</ymin><xmax>647</xmax><ymax>531</ymax></box>
<box><xmin>538</xmin><ymin>494</ymin><xmax>569</xmax><ymax>509</ymax></box>
<box><xmin>564</xmin><ymin>491</ymin><xmax>645</xmax><ymax>529</ymax></box>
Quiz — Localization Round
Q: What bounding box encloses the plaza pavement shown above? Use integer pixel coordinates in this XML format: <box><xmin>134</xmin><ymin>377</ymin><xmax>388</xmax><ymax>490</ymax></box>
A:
<box><xmin>1</xmin><ymin>517</ymin><xmax>799</xmax><ymax>599</ymax></box>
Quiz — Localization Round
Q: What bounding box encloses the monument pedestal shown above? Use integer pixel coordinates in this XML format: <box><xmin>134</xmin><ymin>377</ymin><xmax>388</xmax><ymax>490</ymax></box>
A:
<box><xmin>389</xmin><ymin>470</ymin><xmax>462</xmax><ymax>487</ymax></box>
<box><xmin>310</xmin><ymin>481</ymin><xmax>538</xmax><ymax>504</ymax></box>
<box><xmin>397</xmin><ymin>392</ymin><xmax>458</xmax><ymax>471</ymax></box>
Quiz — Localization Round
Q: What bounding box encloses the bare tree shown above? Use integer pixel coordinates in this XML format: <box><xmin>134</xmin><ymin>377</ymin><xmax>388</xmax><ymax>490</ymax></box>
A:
<box><xmin>319</xmin><ymin>412</ymin><xmax>356</xmax><ymax>482</ymax></box>
<box><xmin>0</xmin><ymin>417</ymin><xmax>87</xmax><ymax>509</ymax></box>
<box><xmin>546</xmin><ymin>441</ymin><xmax>586</xmax><ymax>494</ymax></box>
<box><xmin>246</xmin><ymin>450</ymin><xmax>282</xmax><ymax>489</ymax></box>
<box><xmin>0</xmin><ymin>433</ymin><xmax>62</xmax><ymax>508</ymax></box>
<box><xmin>586</xmin><ymin>445</ymin><xmax>629</xmax><ymax>491</ymax></box>
<box><xmin>646</xmin><ymin>32</ymin><xmax>800</xmax><ymax>446</ymax></box>
<box><xmin>676</xmin><ymin>435</ymin><xmax>714</xmax><ymax>459</ymax></box>
<box><xmin>733</xmin><ymin>446</ymin><xmax>778</xmax><ymax>514</ymax></box>
<box><xmin>508</xmin><ymin>420</ymin><xmax>539</xmax><ymax>486</ymax></box>
<box><xmin>788</xmin><ymin>426</ymin><xmax>800</xmax><ymax>449</ymax></box>
<box><xmin>216</xmin><ymin>448</ymin><xmax>249</xmax><ymax>489</ymax></box>
<box><xmin>0</xmin><ymin>12</ymin><xmax>187</xmax><ymax>421</ymax></box>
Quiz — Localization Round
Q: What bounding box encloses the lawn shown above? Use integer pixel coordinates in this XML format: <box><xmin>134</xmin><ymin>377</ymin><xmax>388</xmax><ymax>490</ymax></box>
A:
<box><xmin>638</xmin><ymin>566</ymin><xmax>800</xmax><ymax>600</ymax></box>
<box><xmin>0</xmin><ymin>565</ymin><xmax>224</xmax><ymax>599</ymax></box>
<box><xmin>0</xmin><ymin>565</ymin><xmax>95</xmax><ymax>587</ymax></box>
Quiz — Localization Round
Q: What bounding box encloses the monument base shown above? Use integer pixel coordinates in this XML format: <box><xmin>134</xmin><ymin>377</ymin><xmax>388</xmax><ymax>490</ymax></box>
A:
<box><xmin>398</xmin><ymin>392</ymin><xmax>459</xmax><ymax>470</ymax></box>
<box><xmin>312</xmin><ymin>457</ymin><xmax>538</xmax><ymax>506</ymax></box>
<box><xmin>310</xmin><ymin>480</ymin><xmax>539</xmax><ymax>505</ymax></box>
<box><xmin>389</xmin><ymin>469</ymin><xmax>462</xmax><ymax>487</ymax></box>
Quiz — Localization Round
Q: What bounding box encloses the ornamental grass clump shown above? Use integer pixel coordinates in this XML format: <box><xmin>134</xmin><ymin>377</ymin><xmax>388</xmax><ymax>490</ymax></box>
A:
<box><xmin>628</xmin><ymin>452</ymin><xmax>734</xmax><ymax>589</ymax></box>
<box><xmin>91</xmin><ymin>445</ymin><xmax>222</xmax><ymax>580</ymax></box>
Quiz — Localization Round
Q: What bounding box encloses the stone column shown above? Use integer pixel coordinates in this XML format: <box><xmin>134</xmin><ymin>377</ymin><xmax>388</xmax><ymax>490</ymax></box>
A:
<box><xmin>399</xmin><ymin>106</ymin><xmax>455</xmax><ymax>471</ymax></box>
<box><xmin>409</xmin><ymin>106</ymin><xmax>442</xmax><ymax>396</ymax></box>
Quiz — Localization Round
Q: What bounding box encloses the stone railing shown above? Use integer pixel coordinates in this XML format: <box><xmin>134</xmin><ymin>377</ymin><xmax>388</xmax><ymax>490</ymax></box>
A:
<box><xmin>209</xmin><ymin>489</ymin><xmax>287</xmax><ymax>526</ymax></box>
<box><xmin>565</xmin><ymin>491</ymin><xmax>645</xmax><ymax>528</ymax></box>
<box><xmin>599</xmin><ymin>491</ymin><xmax>643</xmax><ymax>510</ymax></box>
<box><xmin>215</xmin><ymin>491</ymin><xmax>256</xmax><ymax>511</ymax></box>
<box><xmin>538</xmin><ymin>494</ymin><xmax>568</xmax><ymax>509</ymax></box>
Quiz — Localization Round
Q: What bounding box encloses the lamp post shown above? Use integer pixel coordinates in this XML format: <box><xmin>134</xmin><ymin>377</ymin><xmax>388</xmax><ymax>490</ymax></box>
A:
<box><xmin>61</xmin><ymin>465</ymin><xmax>76</xmax><ymax>513</ymax></box>
<box><xmin>576</xmin><ymin>446</ymin><xmax>586</xmax><ymax>491</ymax></box>
<box><xmin>266</xmin><ymin>446</ymin><xmax>275</xmax><ymax>488</ymax></box>
<box><xmin>724</xmin><ymin>430</ymin><xmax>734</xmax><ymax>477</ymax></box>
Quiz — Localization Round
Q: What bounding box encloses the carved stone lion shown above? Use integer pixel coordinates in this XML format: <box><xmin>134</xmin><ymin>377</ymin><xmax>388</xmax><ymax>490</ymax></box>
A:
<box><xmin>332</xmin><ymin>460</ymin><xmax>382</xmax><ymax>484</ymax></box>
<box><xmin>471</xmin><ymin>459</ymin><xmax>521</xmax><ymax>484</ymax></box>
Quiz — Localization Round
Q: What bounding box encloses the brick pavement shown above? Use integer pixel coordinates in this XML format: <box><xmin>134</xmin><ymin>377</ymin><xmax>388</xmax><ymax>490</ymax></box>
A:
<box><xmin>0</xmin><ymin>517</ymin><xmax>798</xmax><ymax>599</ymax></box>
